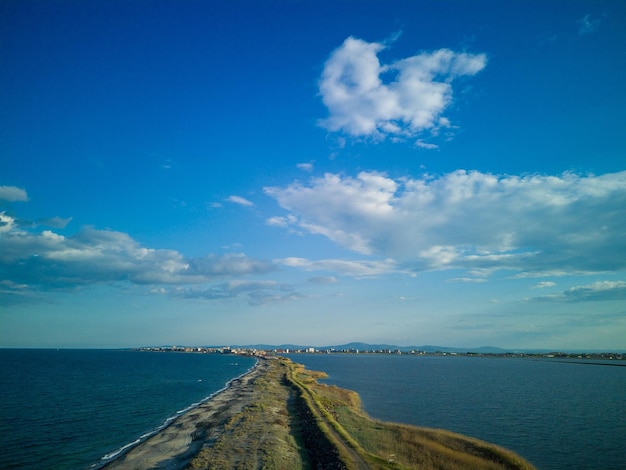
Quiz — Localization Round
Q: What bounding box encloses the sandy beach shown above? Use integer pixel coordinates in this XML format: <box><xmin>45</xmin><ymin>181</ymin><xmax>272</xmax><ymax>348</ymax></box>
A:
<box><xmin>102</xmin><ymin>358</ymin><xmax>267</xmax><ymax>470</ymax></box>
<box><xmin>100</xmin><ymin>356</ymin><xmax>535</xmax><ymax>470</ymax></box>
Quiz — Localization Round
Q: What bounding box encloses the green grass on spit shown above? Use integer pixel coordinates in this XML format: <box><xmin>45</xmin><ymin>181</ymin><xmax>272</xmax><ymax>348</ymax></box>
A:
<box><xmin>187</xmin><ymin>357</ymin><xmax>536</xmax><ymax>470</ymax></box>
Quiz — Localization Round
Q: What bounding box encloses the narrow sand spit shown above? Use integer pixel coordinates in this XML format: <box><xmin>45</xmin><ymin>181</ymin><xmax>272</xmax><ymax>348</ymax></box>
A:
<box><xmin>100</xmin><ymin>357</ymin><xmax>535</xmax><ymax>470</ymax></box>
<box><xmin>102</xmin><ymin>359</ymin><xmax>267</xmax><ymax>470</ymax></box>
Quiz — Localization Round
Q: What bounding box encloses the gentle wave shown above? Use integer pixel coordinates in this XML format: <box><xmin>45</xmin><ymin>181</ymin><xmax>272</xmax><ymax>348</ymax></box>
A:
<box><xmin>94</xmin><ymin>358</ymin><xmax>259</xmax><ymax>468</ymax></box>
<box><xmin>100</xmin><ymin>438</ymin><xmax>142</xmax><ymax>461</ymax></box>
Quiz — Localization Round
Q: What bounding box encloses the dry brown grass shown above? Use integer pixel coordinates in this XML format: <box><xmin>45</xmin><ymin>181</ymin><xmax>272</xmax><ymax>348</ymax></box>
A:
<box><xmin>187</xmin><ymin>358</ymin><xmax>307</xmax><ymax>470</ymax></box>
<box><xmin>186</xmin><ymin>357</ymin><xmax>535</xmax><ymax>470</ymax></box>
<box><xmin>299</xmin><ymin>365</ymin><xmax>535</xmax><ymax>470</ymax></box>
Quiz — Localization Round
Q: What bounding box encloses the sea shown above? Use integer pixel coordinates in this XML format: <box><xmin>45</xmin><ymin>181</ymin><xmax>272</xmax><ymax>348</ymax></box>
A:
<box><xmin>1</xmin><ymin>350</ymin><xmax>624</xmax><ymax>470</ymax></box>
<box><xmin>287</xmin><ymin>353</ymin><xmax>626</xmax><ymax>470</ymax></box>
<box><xmin>0</xmin><ymin>349</ymin><xmax>256</xmax><ymax>470</ymax></box>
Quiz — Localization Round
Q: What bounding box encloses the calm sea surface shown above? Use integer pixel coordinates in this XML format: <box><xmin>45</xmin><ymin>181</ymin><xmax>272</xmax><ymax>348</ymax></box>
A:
<box><xmin>287</xmin><ymin>354</ymin><xmax>626</xmax><ymax>470</ymax></box>
<box><xmin>0</xmin><ymin>349</ymin><xmax>255</xmax><ymax>470</ymax></box>
<box><xmin>2</xmin><ymin>351</ymin><xmax>624</xmax><ymax>470</ymax></box>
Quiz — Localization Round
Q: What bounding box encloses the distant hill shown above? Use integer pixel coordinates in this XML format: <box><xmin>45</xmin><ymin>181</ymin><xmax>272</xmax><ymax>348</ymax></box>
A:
<box><xmin>330</xmin><ymin>344</ymin><xmax>514</xmax><ymax>354</ymax></box>
<box><xmin>223</xmin><ymin>342</ymin><xmax>624</xmax><ymax>354</ymax></box>
<box><xmin>239</xmin><ymin>342</ymin><xmax>511</xmax><ymax>354</ymax></box>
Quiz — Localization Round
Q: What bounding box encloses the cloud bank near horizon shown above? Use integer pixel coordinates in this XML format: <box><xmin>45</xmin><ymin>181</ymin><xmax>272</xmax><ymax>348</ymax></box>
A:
<box><xmin>530</xmin><ymin>280</ymin><xmax>626</xmax><ymax>303</ymax></box>
<box><xmin>318</xmin><ymin>36</ymin><xmax>487</xmax><ymax>142</ymax></box>
<box><xmin>0</xmin><ymin>208</ymin><xmax>276</xmax><ymax>304</ymax></box>
<box><xmin>265</xmin><ymin>169</ymin><xmax>626</xmax><ymax>278</ymax></box>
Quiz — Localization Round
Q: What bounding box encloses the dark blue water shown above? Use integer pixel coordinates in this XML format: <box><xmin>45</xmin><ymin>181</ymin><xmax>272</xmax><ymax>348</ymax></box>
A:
<box><xmin>0</xmin><ymin>349</ymin><xmax>255</xmax><ymax>470</ymax></box>
<box><xmin>287</xmin><ymin>354</ymin><xmax>626</xmax><ymax>470</ymax></box>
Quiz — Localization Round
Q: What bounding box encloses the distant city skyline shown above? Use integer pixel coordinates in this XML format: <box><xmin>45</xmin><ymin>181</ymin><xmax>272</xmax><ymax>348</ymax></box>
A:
<box><xmin>1</xmin><ymin>0</ymin><xmax>625</xmax><ymax>350</ymax></box>
<box><xmin>137</xmin><ymin>343</ymin><xmax>626</xmax><ymax>355</ymax></box>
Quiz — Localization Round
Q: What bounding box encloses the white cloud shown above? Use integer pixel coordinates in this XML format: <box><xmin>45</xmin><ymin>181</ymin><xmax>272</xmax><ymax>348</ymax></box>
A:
<box><xmin>318</xmin><ymin>36</ymin><xmax>487</xmax><ymax>140</ymax></box>
<box><xmin>416</xmin><ymin>140</ymin><xmax>439</xmax><ymax>150</ymax></box>
<box><xmin>227</xmin><ymin>195</ymin><xmax>254</xmax><ymax>207</ymax></box>
<box><xmin>265</xmin><ymin>215</ymin><xmax>296</xmax><ymax>228</ymax></box>
<box><xmin>0</xmin><ymin>212</ymin><xmax>16</xmax><ymax>233</ymax></box>
<box><xmin>0</xmin><ymin>186</ymin><xmax>29</xmax><ymax>202</ymax></box>
<box><xmin>265</xmin><ymin>169</ymin><xmax>626</xmax><ymax>277</ymax></box>
<box><xmin>0</xmin><ymin>211</ymin><xmax>275</xmax><ymax>297</ymax></box>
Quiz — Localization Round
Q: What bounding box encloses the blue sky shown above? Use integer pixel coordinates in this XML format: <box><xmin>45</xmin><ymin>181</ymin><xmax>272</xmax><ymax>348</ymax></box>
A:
<box><xmin>1</xmin><ymin>0</ymin><xmax>625</xmax><ymax>349</ymax></box>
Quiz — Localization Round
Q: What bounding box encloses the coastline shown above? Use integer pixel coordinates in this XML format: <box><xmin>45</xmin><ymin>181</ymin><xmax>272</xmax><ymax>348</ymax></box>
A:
<box><xmin>98</xmin><ymin>356</ymin><xmax>534</xmax><ymax>470</ymax></box>
<box><xmin>99</xmin><ymin>358</ymin><xmax>265</xmax><ymax>470</ymax></box>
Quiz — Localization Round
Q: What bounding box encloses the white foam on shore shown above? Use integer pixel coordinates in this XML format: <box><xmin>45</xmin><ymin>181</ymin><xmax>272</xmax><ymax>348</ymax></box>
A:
<box><xmin>176</xmin><ymin>402</ymin><xmax>201</xmax><ymax>415</ymax></box>
<box><xmin>93</xmin><ymin>358</ymin><xmax>260</xmax><ymax>469</ymax></box>
<box><xmin>101</xmin><ymin>438</ymin><xmax>142</xmax><ymax>461</ymax></box>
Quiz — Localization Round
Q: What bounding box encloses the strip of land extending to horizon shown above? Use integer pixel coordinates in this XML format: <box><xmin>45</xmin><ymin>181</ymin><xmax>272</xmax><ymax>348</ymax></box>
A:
<box><xmin>103</xmin><ymin>356</ymin><xmax>535</xmax><ymax>470</ymax></box>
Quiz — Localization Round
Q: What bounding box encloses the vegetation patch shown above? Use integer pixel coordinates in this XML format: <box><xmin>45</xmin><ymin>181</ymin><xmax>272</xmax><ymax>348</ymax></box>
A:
<box><xmin>187</xmin><ymin>358</ymin><xmax>306</xmax><ymax>469</ymax></box>
<box><xmin>186</xmin><ymin>357</ymin><xmax>535</xmax><ymax>470</ymax></box>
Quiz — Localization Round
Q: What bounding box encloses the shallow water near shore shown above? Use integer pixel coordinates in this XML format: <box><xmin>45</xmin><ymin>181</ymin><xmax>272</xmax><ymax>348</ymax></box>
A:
<box><xmin>287</xmin><ymin>354</ymin><xmax>626</xmax><ymax>470</ymax></box>
<box><xmin>0</xmin><ymin>349</ymin><xmax>255</xmax><ymax>469</ymax></box>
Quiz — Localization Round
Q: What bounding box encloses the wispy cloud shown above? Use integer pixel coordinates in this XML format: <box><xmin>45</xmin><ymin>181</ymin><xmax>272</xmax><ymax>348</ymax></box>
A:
<box><xmin>415</xmin><ymin>140</ymin><xmax>439</xmax><ymax>150</ymax></box>
<box><xmin>227</xmin><ymin>195</ymin><xmax>254</xmax><ymax>207</ymax></box>
<box><xmin>531</xmin><ymin>281</ymin><xmax>626</xmax><ymax>302</ymax></box>
<box><xmin>297</xmin><ymin>162</ymin><xmax>314</xmax><ymax>172</ymax></box>
<box><xmin>265</xmin><ymin>170</ymin><xmax>626</xmax><ymax>277</ymax></box>
<box><xmin>533</xmin><ymin>281</ymin><xmax>556</xmax><ymax>289</ymax></box>
<box><xmin>318</xmin><ymin>36</ymin><xmax>486</xmax><ymax>141</ymax></box>
<box><xmin>170</xmin><ymin>280</ymin><xmax>301</xmax><ymax>306</ymax></box>
<box><xmin>307</xmin><ymin>276</ymin><xmax>337</xmax><ymax>284</ymax></box>
<box><xmin>578</xmin><ymin>14</ymin><xmax>601</xmax><ymax>36</ymax></box>
<box><xmin>396</xmin><ymin>295</ymin><xmax>419</xmax><ymax>301</ymax></box>
<box><xmin>38</xmin><ymin>216</ymin><xmax>72</xmax><ymax>229</ymax></box>
<box><xmin>265</xmin><ymin>215</ymin><xmax>297</xmax><ymax>228</ymax></box>
<box><xmin>0</xmin><ymin>186</ymin><xmax>29</xmax><ymax>202</ymax></box>
<box><xmin>7</xmin><ymin>216</ymin><xmax>72</xmax><ymax>230</ymax></box>
<box><xmin>276</xmin><ymin>256</ymin><xmax>399</xmax><ymax>277</ymax></box>
<box><xmin>447</xmin><ymin>277</ymin><xmax>487</xmax><ymax>283</ymax></box>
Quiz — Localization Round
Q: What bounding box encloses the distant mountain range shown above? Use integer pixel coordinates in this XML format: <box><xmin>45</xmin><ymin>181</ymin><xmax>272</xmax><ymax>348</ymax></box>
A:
<box><xmin>232</xmin><ymin>342</ymin><xmax>623</xmax><ymax>354</ymax></box>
